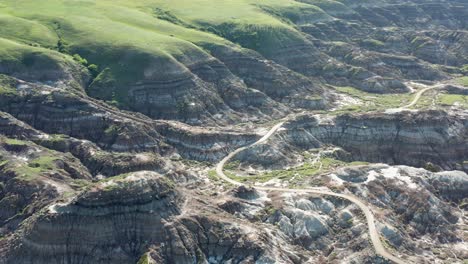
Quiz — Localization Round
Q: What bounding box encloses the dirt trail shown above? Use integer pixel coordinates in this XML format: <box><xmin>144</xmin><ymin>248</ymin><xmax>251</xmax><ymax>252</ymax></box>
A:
<box><xmin>386</xmin><ymin>82</ymin><xmax>444</xmax><ymax>113</ymax></box>
<box><xmin>215</xmin><ymin>122</ymin><xmax>408</xmax><ymax>264</ymax></box>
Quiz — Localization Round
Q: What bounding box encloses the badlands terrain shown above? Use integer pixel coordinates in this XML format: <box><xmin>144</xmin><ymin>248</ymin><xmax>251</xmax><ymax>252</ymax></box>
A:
<box><xmin>0</xmin><ymin>0</ymin><xmax>467</xmax><ymax>263</ymax></box>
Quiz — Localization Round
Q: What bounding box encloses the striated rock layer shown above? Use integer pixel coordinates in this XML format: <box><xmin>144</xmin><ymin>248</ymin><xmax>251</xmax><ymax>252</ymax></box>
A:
<box><xmin>237</xmin><ymin>110</ymin><xmax>468</xmax><ymax>171</ymax></box>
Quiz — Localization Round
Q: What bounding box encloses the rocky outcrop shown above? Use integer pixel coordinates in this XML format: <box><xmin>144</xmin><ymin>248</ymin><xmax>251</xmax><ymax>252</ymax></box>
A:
<box><xmin>117</xmin><ymin>52</ymin><xmax>289</xmax><ymax>124</ymax></box>
<box><xmin>428</xmin><ymin>170</ymin><xmax>468</xmax><ymax>201</ymax></box>
<box><xmin>155</xmin><ymin>121</ymin><xmax>258</xmax><ymax>161</ymax></box>
<box><xmin>442</xmin><ymin>84</ymin><xmax>468</xmax><ymax>95</ymax></box>
<box><xmin>296</xmin><ymin>0</ymin><xmax>468</xmax><ymax>86</ymax></box>
<box><xmin>2</xmin><ymin>172</ymin><xmax>182</xmax><ymax>264</ymax></box>
<box><xmin>216</xmin><ymin>188</ymin><xmax>378</xmax><ymax>263</ymax></box>
<box><xmin>0</xmin><ymin>137</ymin><xmax>91</xmax><ymax>235</ymax></box>
<box><xmin>237</xmin><ymin>110</ymin><xmax>468</xmax><ymax>171</ymax></box>
<box><xmin>0</xmin><ymin>77</ymin><xmax>261</xmax><ymax>162</ymax></box>
<box><xmin>0</xmin><ymin>111</ymin><xmax>183</xmax><ymax>178</ymax></box>
<box><xmin>209</xmin><ymin>45</ymin><xmax>331</xmax><ymax>109</ymax></box>
<box><xmin>0</xmin><ymin>1</ymin><xmax>467</xmax><ymax>263</ymax></box>
<box><xmin>328</xmin><ymin>164</ymin><xmax>467</xmax><ymax>262</ymax></box>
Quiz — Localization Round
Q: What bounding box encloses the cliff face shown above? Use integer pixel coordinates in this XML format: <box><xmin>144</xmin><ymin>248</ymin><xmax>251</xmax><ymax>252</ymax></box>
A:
<box><xmin>0</xmin><ymin>76</ymin><xmax>261</xmax><ymax>162</ymax></box>
<box><xmin>237</xmin><ymin>110</ymin><xmax>468</xmax><ymax>171</ymax></box>
<box><xmin>3</xmin><ymin>172</ymin><xmax>182</xmax><ymax>264</ymax></box>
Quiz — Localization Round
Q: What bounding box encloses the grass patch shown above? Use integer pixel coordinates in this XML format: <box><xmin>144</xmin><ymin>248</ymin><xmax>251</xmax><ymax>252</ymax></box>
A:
<box><xmin>0</xmin><ymin>160</ymin><xmax>8</xmax><ymax>167</ymax></box>
<box><xmin>28</xmin><ymin>156</ymin><xmax>57</xmax><ymax>170</ymax></box>
<box><xmin>455</xmin><ymin>76</ymin><xmax>468</xmax><ymax>87</ymax></box>
<box><xmin>334</xmin><ymin>86</ymin><xmax>424</xmax><ymax>112</ymax></box>
<box><xmin>181</xmin><ymin>159</ymin><xmax>212</xmax><ymax>167</ymax></box>
<box><xmin>14</xmin><ymin>155</ymin><xmax>59</xmax><ymax>181</ymax></box>
<box><xmin>3</xmin><ymin>138</ymin><xmax>27</xmax><ymax>146</ymax></box>
<box><xmin>207</xmin><ymin>169</ymin><xmax>220</xmax><ymax>182</ymax></box>
<box><xmin>225</xmin><ymin>161</ymin><xmax>241</xmax><ymax>170</ymax></box>
<box><xmin>360</xmin><ymin>38</ymin><xmax>385</xmax><ymax>48</ymax></box>
<box><xmin>437</xmin><ymin>94</ymin><xmax>468</xmax><ymax>108</ymax></box>
<box><xmin>227</xmin><ymin>156</ymin><xmax>368</xmax><ymax>184</ymax></box>
<box><xmin>137</xmin><ymin>254</ymin><xmax>149</xmax><ymax>264</ymax></box>
<box><xmin>70</xmin><ymin>179</ymin><xmax>91</xmax><ymax>190</ymax></box>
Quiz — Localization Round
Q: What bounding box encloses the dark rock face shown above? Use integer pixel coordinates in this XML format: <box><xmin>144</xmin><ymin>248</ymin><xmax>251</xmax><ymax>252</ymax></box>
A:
<box><xmin>442</xmin><ymin>84</ymin><xmax>468</xmax><ymax>95</ymax></box>
<box><xmin>120</xmin><ymin>52</ymin><xmax>290</xmax><ymax>123</ymax></box>
<box><xmin>0</xmin><ymin>49</ymin><xmax>90</xmax><ymax>92</ymax></box>
<box><xmin>429</xmin><ymin>171</ymin><xmax>468</xmax><ymax>201</ymax></box>
<box><xmin>3</xmin><ymin>172</ymin><xmax>183</xmax><ymax>264</ymax></box>
<box><xmin>209</xmin><ymin>45</ymin><xmax>331</xmax><ymax>110</ymax></box>
<box><xmin>0</xmin><ymin>81</ymin><xmax>164</xmax><ymax>152</ymax></box>
<box><xmin>308</xmin><ymin>111</ymin><xmax>468</xmax><ymax>171</ymax></box>
<box><xmin>299</xmin><ymin>0</ymin><xmax>468</xmax><ymax>86</ymax></box>
<box><xmin>0</xmin><ymin>76</ymin><xmax>260</xmax><ymax>162</ymax></box>
<box><xmin>238</xmin><ymin>110</ymin><xmax>468</xmax><ymax>171</ymax></box>
<box><xmin>230</xmin><ymin>185</ymin><xmax>260</xmax><ymax>200</ymax></box>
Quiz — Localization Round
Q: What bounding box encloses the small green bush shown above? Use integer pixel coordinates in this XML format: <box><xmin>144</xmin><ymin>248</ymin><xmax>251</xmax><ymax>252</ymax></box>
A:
<box><xmin>87</xmin><ymin>64</ymin><xmax>99</xmax><ymax>78</ymax></box>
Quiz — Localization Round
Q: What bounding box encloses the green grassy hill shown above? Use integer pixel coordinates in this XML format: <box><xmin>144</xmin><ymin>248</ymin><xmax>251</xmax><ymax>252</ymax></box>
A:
<box><xmin>0</xmin><ymin>0</ymin><xmax>466</xmax><ymax>122</ymax></box>
<box><xmin>0</xmin><ymin>0</ymin><xmax>332</xmax><ymax>108</ymax></box>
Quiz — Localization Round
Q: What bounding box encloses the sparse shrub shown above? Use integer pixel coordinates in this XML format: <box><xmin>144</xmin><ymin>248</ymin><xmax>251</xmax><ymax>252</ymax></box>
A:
<box><xmin>361</xmin><ymin>38</ymin><xmax>385</xmax><ymax>48</ymax></box>
<box><xmin>57</xmin><ymin>38</ymin><xmax>69</xmax><ymax>53</ymax></box>
<box><xmin>176</xmin><ymin>100</ymin><xmax>189</xmax><ymax>115</ymax></box>
<box><xmin>72</xmin><ymin>54</ymin><xmax>99</xmax><ymax>78</ymax></box>
<box><xmin>104</xmin><ymin>124</ymin><xmax>119</xmax><ymax>137</ymax></box>
<box><xmin>87</xmin><ymin>64</ymin><xmax>99</xmax><ymax>78</ymax></box>
<box><xmin>72</xmin><ymin>54</ymin><xmax>88</xmax><ymax>66</ymax></box>
<box><xmin>424</xmin><ymin>162</ymin><xmax>440</xmax><ymax>172</ymax></box>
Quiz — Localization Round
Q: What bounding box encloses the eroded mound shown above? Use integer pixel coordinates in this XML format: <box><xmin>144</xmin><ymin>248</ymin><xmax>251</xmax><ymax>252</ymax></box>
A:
<box><xmin>3</xmin><ymin>171</ymin><xmax>183</xmax><ymax>264</ymax></box>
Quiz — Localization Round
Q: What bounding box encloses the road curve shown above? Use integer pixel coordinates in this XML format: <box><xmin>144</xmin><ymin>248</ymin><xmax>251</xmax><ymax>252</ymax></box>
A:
<box><xmin>215</xmin><ymin>122</ymin><xmax>407</xmax><ymax>264</ymax></box>
<box><xmin>404</xmin><ymin>82</ymin><xmax>445</xmax><ymax>109</ymax></box>
<box><xmin>387</xmin><ymin>82</ymin><xmax>444</xmax><ymax>113</ymax></box>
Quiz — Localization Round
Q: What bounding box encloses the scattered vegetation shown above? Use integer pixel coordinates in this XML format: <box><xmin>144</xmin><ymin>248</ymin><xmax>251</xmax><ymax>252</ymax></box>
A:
<box><xmin>460</xmin><ymin>65</ymin><xmax>468</xmax><ymax>75</ymax></box>
<box><xmin>104</xmin><ymin>124</ymin><xmax>119</xmax><ymax>137</ymax></box>
<box><xmin>225</xmin><ymin>161</ymin><xmax>241</xmax><ymax>170</ymax></box>
<box><xmin>14</xmin><ymin>155</ymin><xmax>59</xmax><ymax>181</ymax></box>
<box><xmin>437</xmin><ymin>94</ymin><xmax>468</xmax><ymax>108</ymax></box>
<box><xmin>227</xmin><ymin>156</ymin><xmax>368</xmax><ymax>184</ymax></box>
<box><xmin>70</xmin><ymin>179</ymin><xmax>91</xmax><ymax>190</ymax></box>
<box><xmin>207</xmin><ymin>169</ymin><xmax>219</xmax><ymax>182</ymax></box>
<box><xmin>334</xmin><ymin>86</ymin><xmax>415</xmax><ymax>112</ymax></box>
<box><xmin>0</xmin><ymin>74</ymin><xmax>17</xmax><ymax>96</ymax></box>
<box><xmin>72</xmin><ymin>54</ymin><xmax>99</xmax><ymax>78</ymax></box>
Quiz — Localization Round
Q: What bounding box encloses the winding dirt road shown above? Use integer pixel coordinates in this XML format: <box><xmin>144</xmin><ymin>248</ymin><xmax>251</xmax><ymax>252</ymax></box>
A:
<box><xmin>215</xmin><ymin>122</ymin><xmax>407</xmax><ymax>264</ymax></box>
<box><xmin>387</xmin><ymin>82</ymin><xmax>444</xmax><ymax>113</ymax></box>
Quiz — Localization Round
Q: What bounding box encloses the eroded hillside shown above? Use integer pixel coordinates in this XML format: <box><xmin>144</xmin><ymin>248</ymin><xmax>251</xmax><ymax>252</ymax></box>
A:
<box><xmin>0</xmin><ymin>0</ymin><xmax>467</xmax><ymax>263</ymax></box>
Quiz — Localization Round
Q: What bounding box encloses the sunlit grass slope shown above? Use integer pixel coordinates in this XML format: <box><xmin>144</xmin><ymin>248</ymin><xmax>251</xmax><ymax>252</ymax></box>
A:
<box><xmin>0</xmin><ymin>0</ymin><xmax>331</xmax><ymax>104</ymax></box>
